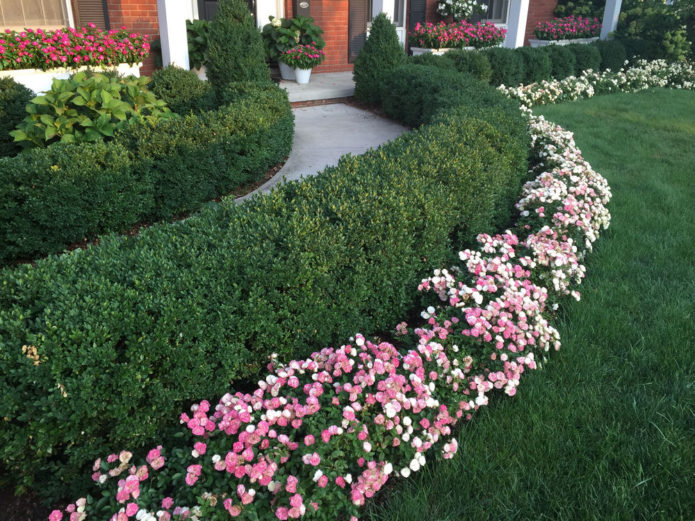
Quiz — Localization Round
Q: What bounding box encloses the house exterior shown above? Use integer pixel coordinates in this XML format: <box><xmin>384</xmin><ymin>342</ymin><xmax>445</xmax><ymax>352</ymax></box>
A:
<box><xmin>1</xmin><ymin>0</ymin><xmax>558</xmax><ymax>75</ymax></box>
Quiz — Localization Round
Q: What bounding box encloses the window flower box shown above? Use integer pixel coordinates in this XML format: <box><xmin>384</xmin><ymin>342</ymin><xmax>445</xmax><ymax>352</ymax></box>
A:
<box><xmin>0</xmin><ymin>62</ymin><xmax>142</xmax><ymax>94</ymax></box>
<box><xmin>528</xmin><ymin>37</ymin><xmax>599</xmax><ymax>48</ymax></box>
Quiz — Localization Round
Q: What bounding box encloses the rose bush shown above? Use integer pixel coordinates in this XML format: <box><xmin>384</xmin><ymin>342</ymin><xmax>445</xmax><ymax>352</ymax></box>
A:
<box><xmin>47</xmin><ymin>73</ymin><xmax>618</xmax><ymax>521</ymax></box>
<box><xmin>0</xmin><ymin>23</ymin><xmax>149</xmax><ymax>71</ymax></box>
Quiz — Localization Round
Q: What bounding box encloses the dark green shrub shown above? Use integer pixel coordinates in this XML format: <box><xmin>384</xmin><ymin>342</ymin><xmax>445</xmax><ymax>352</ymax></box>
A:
<box><xmin>407</xmin><ymin>52</ymin><xmax>456</xmax><ymax>70</ymax></box>
<box><xmin>544</xmin><ymin>44</ymin><xmax>577</xmax><ymax>79</ymax></box>
<box><xmin>353</xmin><ymin>12</ymin><xmax>406</xmax><ymax>105</ymax></box>
<box><xmin>11</xmin><ymin>72</ymin><xmax>171</xmax><ymax>149</ymax></box>
<box><xmin>594</xmin><ymin>39</ymin><xmax>627</xmax><ymax>71</ymax></box>
<box><xmin>206</xmin><ymin>0</ymin><xmax>270</xmax><ymax>94</ymax></box>
<box><xmin>566</xmin><ymin>42</ymin><xmax>602</xmax><ymax>75</ymax></box>
<box><xmin>148</xmin><ymin>66</ymin><xmax>216</xmax><ymax>114</ymax></box>
<box><xmin>515</xmin><ymin>46</ymin><xmax>553</xmax><ymax>84</ymax></box>
<box><xmin>0</xmin><ymin>84</ymin><xmax>293</xmax><ymax>263</ymax></box>
<box><xmin>484</xmin><ymin>46</ymin><xmax>525</xmax><ymax>86</ymax></box>
<box><xmin>0</xmin><ymin>77</ymin><xmax>33</xmax><ymax>158</ymax></box>
<box><xmin>442</xmin><ymin>49</ymin><xmax>493</xmax><ymax>83</ymax></box>
<box><xmin>0</xmin><ymin>66</ymin><xmax>528</xmax><ymax>502</ymax></box>
<box><xmin>616</xmin><ymin>0</ymin><xmax>692</xmax><ymax>61</ymax></box>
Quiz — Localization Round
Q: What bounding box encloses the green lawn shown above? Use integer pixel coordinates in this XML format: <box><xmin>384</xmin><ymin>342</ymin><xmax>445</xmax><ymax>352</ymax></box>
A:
<box><xmin>365</xmin><ymin>89</ymin><xmax>695</xmax><ymax>521</ymax></box>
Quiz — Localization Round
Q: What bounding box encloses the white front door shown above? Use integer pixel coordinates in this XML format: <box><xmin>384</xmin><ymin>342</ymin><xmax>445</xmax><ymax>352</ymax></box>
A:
<box><xmin>371</xmin><ymin>0</ymin><xmax>408</xmax><ymax>46</ymax></box>
<box><xmin>255</xmin><ymin>0</ymin><xmax>284</xmax><ymax>28</ymax></box>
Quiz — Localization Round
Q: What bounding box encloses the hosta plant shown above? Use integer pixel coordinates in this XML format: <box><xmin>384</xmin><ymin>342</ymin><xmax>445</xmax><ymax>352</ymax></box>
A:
<box><xmin>186</xmin><ymin>19</ymin><xmax>211</xmax><ymax>69</ymax></box>
<box><xmin>11</xmin><ymin>71</ymin><xmax>171</xmax><ymax>148</ymax></box>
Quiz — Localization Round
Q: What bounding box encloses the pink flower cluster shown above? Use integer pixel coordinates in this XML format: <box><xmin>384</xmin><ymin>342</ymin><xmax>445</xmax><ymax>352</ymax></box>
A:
<box><xmin>49</xmin><ymin>111</ymin><xmax>611</xmax><ymax>521</ymax></box>
<box><xmin>278</xmin><ymin>43</ymin><xmax>326</xmax><ymax>70</ymax></box>
<box><xmin>534</xmin><ymin>15</ymin><xmax>601</xmax><ymax>41</ymax></box>
<box><xmin>410</xmin><ymin>21</ymin><xmax>506</xmax><ymax>49</ymax></box>
<box><xmin>0</xmin><ymin>24</ymin><xmax>149</xmax><ymax>71</ymax></box>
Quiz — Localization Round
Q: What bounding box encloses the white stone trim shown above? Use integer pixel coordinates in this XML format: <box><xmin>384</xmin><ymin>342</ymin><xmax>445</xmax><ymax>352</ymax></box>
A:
<box><xmin>157</xmin><ymin>0</ymin><xmax>190</xmax><ymax>69</ymax></box>
<box><xmin>504</xmin><ymin>0</ymin><xmax>529</xmax><ymax>49</ymax></box>
<box><xmin>600</xmin><ymin>0</ymin><xmax>622</xmax><ymax>40</ymax></box>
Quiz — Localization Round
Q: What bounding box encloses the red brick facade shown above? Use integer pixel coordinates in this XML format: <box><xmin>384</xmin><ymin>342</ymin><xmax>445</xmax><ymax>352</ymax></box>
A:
<box><xmin>284</xmin><ymin>0</ymin><xmax>353</xmax><ymax>73</ymax></box>
<box><xmin>106</xmin><ymin>0</ymin><xmax>160</xmax><ymax>75</ymax></box>
<box><xmin>524</xmin><ymin>0</ymin><xmax>557</xmax><ymax>44</ymax></box>
<box><xmin>96</xmin><ymin>0</ymin><xmax>558</xmax><ymax>76</ymax></box>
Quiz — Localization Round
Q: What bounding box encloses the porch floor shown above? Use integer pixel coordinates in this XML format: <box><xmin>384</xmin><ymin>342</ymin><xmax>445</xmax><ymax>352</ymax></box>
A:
<box><xmin>279</xmin><ymin>71</ymin><xmax>355</xmax><ymax>104</ymax></box>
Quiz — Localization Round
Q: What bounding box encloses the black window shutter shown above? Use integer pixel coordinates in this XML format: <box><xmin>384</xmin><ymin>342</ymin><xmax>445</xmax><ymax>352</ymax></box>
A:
<box><xmin>348</xmin><ymin>0</ymin><xmax>370</xmax><ymax>63</ymax></box>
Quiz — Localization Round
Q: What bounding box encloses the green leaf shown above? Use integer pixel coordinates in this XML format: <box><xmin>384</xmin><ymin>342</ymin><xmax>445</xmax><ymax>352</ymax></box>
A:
<box><xmin>9</xmin><ymin>129</ymin><xmax>27</xmax><ymax>142</ymax></box>
<box><xmin>60</xmin><ymin>133</ymin><xmax>76</xmax><ymax>143</ymax></box>
<box><xmin>44</xmin><ymin>126</ymin><xmax>58</xmax><ymax>140</ymax></box>
<box><xmin>39</xmin><ymin>114</ymin><xmax>55</xmax><ymax>126</ymax></box>
<box><xmin>72</xmin><ymin>96</ymin><xmax>87</xmax><ymax>107</ymax></box>
<box><xmin>32</xmin><ymin>96</ymin><xmax>49</xmax><ymax>105</ymax></box>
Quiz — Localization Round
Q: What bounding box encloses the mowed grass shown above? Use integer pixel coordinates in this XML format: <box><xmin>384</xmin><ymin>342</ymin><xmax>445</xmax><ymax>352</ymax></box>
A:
<box><xmin>365</xmin><ymin>89</ymin><xmax>695</xmax><ymax>521</ymax></box>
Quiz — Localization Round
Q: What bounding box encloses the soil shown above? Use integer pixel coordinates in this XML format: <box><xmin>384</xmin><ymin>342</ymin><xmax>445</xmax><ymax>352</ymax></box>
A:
<box><xmin>0</xmin><ymin>486</ymin><xmax>53</xmax><ymax>521</ymax></box>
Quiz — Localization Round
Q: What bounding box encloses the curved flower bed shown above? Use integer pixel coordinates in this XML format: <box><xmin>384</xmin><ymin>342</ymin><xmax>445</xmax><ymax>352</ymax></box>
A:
<box><xmin>409</xmin><ymin>21</ymin><xmax>506</xmax><ymax>49</ymax></box>
<box><xmin>48</xmin><ymin>102</ymin><xmax>612</xmax><ymax>520</ymax></box>
<box><xmin>0</xmin><ymin>24</ymin><xmax>149</xmax><ymax>70</ymax></box>
<box><xmin>498</xmin><ymin>58</ymin><xmax>695</xmax><ymax>107</ymax></box>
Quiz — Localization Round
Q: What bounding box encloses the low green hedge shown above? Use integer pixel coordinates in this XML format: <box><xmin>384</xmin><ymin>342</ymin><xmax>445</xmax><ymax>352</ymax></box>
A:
<box><xmin>0</xmin><ymin>68</ymin><xmax>528</xmax><ymax>501</ymax></box>
<box><xmin>545</xmin><ymin>44</ymin><xmax>577</xmax><ymax>79</ymax></box>
<box><xmin>0</xmin><ymin>82</ymin><xmax>293</xmax><ymax>264</ymax></box>
<box><xmin>516</xmin><ymin>46</ymin><xmax>553</xmax><ymax>84</ymax></box>
<box><xmin>567</xmin><ymin>42</ymin><xmax>602</xmax><ymax>75</ymax></box>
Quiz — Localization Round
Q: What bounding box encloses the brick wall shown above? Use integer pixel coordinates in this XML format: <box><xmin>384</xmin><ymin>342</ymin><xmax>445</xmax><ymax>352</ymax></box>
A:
<box><xmin>525</xmin><ymin>0</ymin><xmax>558</xmax><ymax>44</ymax></box>
<box><xmin>107</xmin><ymin>0</ymin><xmax>160</xmax><ymax>75</ymax></box>
<box><xmin>285</xmin><ymin>0</ymin><xmax>352</xmax><ymax>73</ymax></box>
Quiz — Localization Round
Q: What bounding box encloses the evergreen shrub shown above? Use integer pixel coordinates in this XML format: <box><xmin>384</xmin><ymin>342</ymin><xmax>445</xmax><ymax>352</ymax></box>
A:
<box><xmin>1</xmin><ymin>68</ymin><xmax>528</xmax><ymax>502</ymax></box>
<box><xmin>594</xmin><ymin>40</ymin><xmax>627</xmax><ymax>71</ymax></box>
<box><xmin>0</xmin><ymin>77</ymin><xmax>33</xmax><ymax>158</ymax></box>
<box><xmin>544</xmin><ymin>44</ymin><xmax>577</xmax><ymax>79</ymax></box>
<box><xmin>443</xmin><ymin>49</ymin><xmax>493</xmax><ymax>83</ymax></box>
<box><xmin>515</xmin><ymin>47</ymin><xmax>553</xmax><ymax>84</ymax></box>
<box><xmin>148</xmin><ymin>66</ymin><xmax>216</xmax><ymax>114</ymax></box>
<box><xmin>567</xmin><ymin>42</ymin><xmax>602</xmax><ymax>75</ymax></box>
<box><xmin>485</xmin><ymin>46</ymin><xmax>525</xmax><ymax>86</ymax></box>
<box><xmin>353</xmin><ymin>13</ymin><xmax>406</xmax><ymax>105</ymax></box>
<box><xmin>206</xmin><ymin>0</ymin><xmax>270</xmax><ymax>95</ymax></box>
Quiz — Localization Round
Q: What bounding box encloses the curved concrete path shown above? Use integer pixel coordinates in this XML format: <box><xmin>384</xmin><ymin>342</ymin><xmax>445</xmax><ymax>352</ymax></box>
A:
<box><xmin>236</xmin><ymin>103</ymin><xmax>407</xmax><ymax>202</ymax></box>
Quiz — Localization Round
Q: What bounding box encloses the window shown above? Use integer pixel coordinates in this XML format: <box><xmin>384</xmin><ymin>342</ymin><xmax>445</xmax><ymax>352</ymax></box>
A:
<box><xmin>0</xmin><ymin>0</ymin><xmax>72</xmax><ymax>30</ymax></box>
<box><xmin>482</xmin><ymin>0</ymin><xmax>509</xmax><ymax>24</ymax></box>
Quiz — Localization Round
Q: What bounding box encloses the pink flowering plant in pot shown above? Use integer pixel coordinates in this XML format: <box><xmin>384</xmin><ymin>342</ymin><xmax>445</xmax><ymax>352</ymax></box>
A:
<box><xmin>278</xmin><ymin>43</ymin><xmax>325</xmax><ymax>70</ymax></box>
<box><xmin>0</xmin><ymin>23</ymin><xmax>149</xmax><ymax>71</ymax></box>
<box><xmin>48</xmin><ymin>98</ymin><xmax>613</xmax><ymax>521</ymax></box>
<box><xmin>534</xmin><ymin>15</ymin><xmax>601</xmax><ymax>41</ymax></box>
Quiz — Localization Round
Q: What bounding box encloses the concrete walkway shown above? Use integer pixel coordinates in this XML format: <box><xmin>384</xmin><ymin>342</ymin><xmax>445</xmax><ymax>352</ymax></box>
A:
<box><xmin>237</xmin><ymin>103</ymin><xmax>407</xmax><ymax>202</ymax></box>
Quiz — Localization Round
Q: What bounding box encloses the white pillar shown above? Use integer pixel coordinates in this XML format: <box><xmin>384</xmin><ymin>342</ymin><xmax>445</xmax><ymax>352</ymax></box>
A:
<box><xmin>157</xmin><ymin>0</ymin><xmax>190</xmax><ymax>69</ymax></box>
<box><xmin>256</xmin><ymin>0</ymin><xmax>285</xmax><ymax>29</ymax></box>
<box><xmin>600</xmin><ymin>0</ymin><xmax>622</xmax><ymax>40</ymax></box>
<box><xmin>504</xmin><ymin>0</ymin><xmax>530</xmax><ymax>48</ymax></box>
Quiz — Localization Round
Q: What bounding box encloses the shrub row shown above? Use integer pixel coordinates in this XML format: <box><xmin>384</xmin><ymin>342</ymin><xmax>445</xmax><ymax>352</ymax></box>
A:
<box><xmin>405</xmin><ymin>40</ymin><xmax>627</xmax><ymax>88</ymax></box>
<box><xmin>0</xmin><ymin>70</ymin><xmax>528</xmax><ymax>502</ymax></box>
<box><xmin>0</xmin><ymin>78</ymin><xmax>293</xmax><ymax>264</ymax></box>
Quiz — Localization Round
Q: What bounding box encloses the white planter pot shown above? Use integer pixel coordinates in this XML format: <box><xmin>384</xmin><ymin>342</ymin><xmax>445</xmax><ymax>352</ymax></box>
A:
<box><xmin>293</xmin><ymin>67</ymin><xmax>312</xmax><ymax>85</ymax></box>
<box><xmin>192</xmin><ymin>65</ymin><xmax>207</xmax><ymax>81</ymax></box>
<box><xmin>529</xmin><ymin>37</ymin><xmax>599</xmax><ymax>48</ymax></box>
<box><xmin>411</xmin><ymin>47</ymin><xmax>454</xmax><ymax>56</ymax></box>
<box><xmin>0</xmin><ymin>62</ymin><xmax>141</xmax><ymax>94</ymax></box>
<box><xmin>278</xmin><ymin>62</ymin><xmax>295</xmax><ymax>81</ymax></box>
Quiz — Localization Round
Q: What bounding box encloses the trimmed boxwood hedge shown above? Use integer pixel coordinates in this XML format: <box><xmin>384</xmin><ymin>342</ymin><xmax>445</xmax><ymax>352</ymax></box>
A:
<box><xmin>0</xmin><ymin>82</ymin><xmax>293</xmax><ymax>264</ymax></box>
<box><xmin>0</xmin><ymin>68</ymin><xmax>528</xmax><ymax>501</ymax></box>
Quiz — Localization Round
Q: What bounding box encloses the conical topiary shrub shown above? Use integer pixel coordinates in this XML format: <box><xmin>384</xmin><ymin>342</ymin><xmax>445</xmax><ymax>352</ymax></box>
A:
<box><xmin>206</xmin><ymin>0</ymin><xmax>270</xmax><ymax>92</ymax></box>
<box><xmin>353</xmin><ymin>13</ymin><xmax>406</xmax><ymax>105</ymax></box>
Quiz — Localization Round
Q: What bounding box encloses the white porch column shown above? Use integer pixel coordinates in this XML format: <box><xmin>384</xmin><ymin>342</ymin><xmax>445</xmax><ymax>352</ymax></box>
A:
<box><xmin>600</xmin><ymin>0</ymin><xmax>622</xmax><ymax>40</ymax></box>
<box><xmin>256</xmin><ymin>0</ymin><xmax>285</xmax><ymax>29</ymax></box>
<box><xmin>504</xmin><ymin>0</ymin><xmax>530</xmax><ymax>48</ymax></box>
<box><xmin>157</xmin><ymin>0</ymin><xmax>190</xmax><ymax>69</ymax></box>
<box><xmin>371</xmin><ymin>0</ymin><xmax>396</xmax><ymax>21</ymax></box>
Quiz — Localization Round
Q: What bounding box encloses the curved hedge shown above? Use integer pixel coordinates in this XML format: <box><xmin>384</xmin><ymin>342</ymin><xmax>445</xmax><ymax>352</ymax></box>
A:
<box><xmin>0</xmin><ymin>68</ymin><xmax>528</xmax><ymax>501</ymax></box>
<box><xmin>0</xmin><ymin>82</ymin><xmax>293</xmax><ymax>264</ymax></box>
